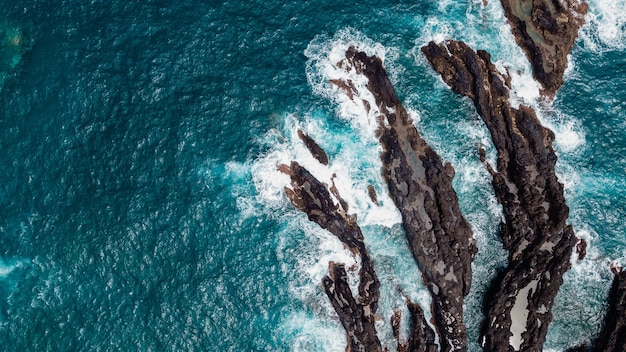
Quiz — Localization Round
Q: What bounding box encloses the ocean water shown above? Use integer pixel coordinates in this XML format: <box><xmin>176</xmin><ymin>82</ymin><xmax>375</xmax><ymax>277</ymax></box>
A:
<box><xmin>0</xmin><ymin>1</ymin><xmax>624</xmax><ymax>351</ymax></box>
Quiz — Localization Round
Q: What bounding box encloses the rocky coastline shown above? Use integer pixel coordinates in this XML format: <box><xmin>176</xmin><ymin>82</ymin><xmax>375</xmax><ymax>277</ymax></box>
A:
<box><xmin>280</xmin><ymin>155</ymin><xmax>441</xmax><ymax>351</ymax></box>
<box><xmin>342</xmin><ymin>47</ymin><xmax>477</xmax><ymax>352</ymax></box>
<box><xmin>277</xmin><ymin>3</ymin><xmax>626</xmax><ymax>351</ymax></box>
<box><xmin>280</xmin><ymin>160</ymin><xmax>382</xmax><ymax>351</ymax></box>
<box><xmin>423</xmin><ymin>40</ymin><xmax>576</xmax><ymax>352</ymax></box>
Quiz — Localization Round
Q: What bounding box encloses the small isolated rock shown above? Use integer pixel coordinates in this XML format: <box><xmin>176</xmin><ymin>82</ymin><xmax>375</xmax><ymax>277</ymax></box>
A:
<box><xmin>576</xmin><ymin>238</ymin><xmax>588</xmax><ymax>261</ymax></box>
<box><xmin>367</xmin><ymin>185</ymin><xmax>378</xmax><ymax>205</ymax></box>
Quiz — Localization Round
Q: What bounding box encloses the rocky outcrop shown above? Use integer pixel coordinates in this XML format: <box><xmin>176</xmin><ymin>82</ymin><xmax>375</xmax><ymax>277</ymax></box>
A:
<box><xmin>394</xmin><ymin>298</ymin><xmax>439</xmax><ymax>352</ymax></box>
<box><xmin>279</xmin><ymin>161</ymin><xmax>381</xmax><ymax>351</ymax></box>
<box><xmin>281</xmin><ymin>159</ymin><xmax>445</xmax><ymax>351</ymax></box>
<box><xmin>591</xmin><ymin>270</ymin><xmax>626</xmax><ymax>352</ymax></box>
<box><xmin>423</xmin><ymin>40</ymin><xmax>576</xmax><ymax>352</ymax></box>
<box><xmin>339</xmin><ymin>47</ymin><xmax>477</xmax><ymax>352</ymax></box>
<box><xmin>298</xmin><ymin>129</ymin><xmax>329</xmax><ymax>165</ymax></box>
<box><xmin>499</xmin><ymin>0</ymin><xmax>588</xmax><ymax>96</ymax></box>
<box><xmin>367</xmin><ymin>185</ymin><xmax>379</xmax><ymax>205</ymax></box>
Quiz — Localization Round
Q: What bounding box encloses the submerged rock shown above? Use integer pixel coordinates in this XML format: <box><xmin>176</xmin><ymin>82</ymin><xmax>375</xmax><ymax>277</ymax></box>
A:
<box><xmin>499</xmin><ymin>0</ymin><xmax>587</xmax><ymax>96</ymax></box>
<box><xmin>340</xmin><ymin>47</ymin><xmax>477</xmax><ymax>352</ymax></box>
<box><xmin>423</xmin><ymin>40</ymin><xmax>576</xmax><ymax>352</ymax></box>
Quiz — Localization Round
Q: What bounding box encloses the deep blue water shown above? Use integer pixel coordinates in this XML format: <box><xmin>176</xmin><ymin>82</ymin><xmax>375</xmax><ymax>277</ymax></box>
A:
<box><xmin>0</xmin><ymin>1</ymin><xmax>624</xmax><ymax>351</ymax></box>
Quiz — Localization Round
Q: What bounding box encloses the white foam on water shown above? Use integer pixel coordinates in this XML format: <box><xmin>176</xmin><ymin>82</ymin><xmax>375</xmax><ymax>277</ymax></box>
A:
<box><xmin>305</xmin><ymin>28</ymin><xmax>403</xmax><ymax>140</ymax></box>
<box><xmin>580</xmin><ymin>0</ymin><xmax>626</xmax><ymax>51</ymax></box>
<box><xmin>0</xmin><ymin>259</ymin><xmax>18</xmax><ymax>278</ymax></box>
<box><xmin>251</xmin><ymin>114</ymin><xmax>401</xmax><ymax>228</ymax></box>
<box><xmin>277</xmin><ymin>312</ymin><xmax>346</xmax><ymax>352</ymax></box>
<box><xmin>0</xmin><ymin>257</ymin><xmax>28</xmax><ymax>279</ymax></box>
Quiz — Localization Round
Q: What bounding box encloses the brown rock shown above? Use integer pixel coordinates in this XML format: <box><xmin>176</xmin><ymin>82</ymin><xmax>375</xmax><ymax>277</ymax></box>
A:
<box><xmin>342</xmin><ymin>46</ymin><xmax>477</xmax><ymax>352</ymax></box>
<box><xmin>367</xmin><ymin>185</ymin><xmax>379</xmax><ymax>205</ymax></box>
<box><xmin>576</xmin><ymin>237</ymin><xmax>587</xmax><ymax>261</ymax></box>
<box><xmin>297</xmin><ymin>129</ymin><xmax>329</xmax><ymax>165</ymax></box>
<box><xmin>280</xmin><ymin>161</ymin><xmax>381</xmax><ymax>351</ymax></box>
<box><xmin>500</xmin><ymin>0</ymin><xmax>588</xmax><ymax>96</ymax></box>
<box><xmin>423</xmin><ymin>40</ymin><xmax>576</xmax><ymax>352</ymax></box>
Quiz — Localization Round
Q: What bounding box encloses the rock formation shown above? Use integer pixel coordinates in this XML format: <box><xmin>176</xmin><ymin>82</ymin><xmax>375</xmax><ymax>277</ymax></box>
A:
<box><xmin>337</xmin><ymin>47</ymin><xmax>477</xmax><ymax>352</ymax></box>
<box><xmin>590</xmin><ymin>269</ymin><xmax>626</xmax><ymax>352</ymax></box>
<box><xmin>393</xmin><ymin>298</ymin><xmax>439</xmax><ymax>352</ymax></box>
<box><xmin>499</xmin><ymin>0</ymin><xmax>588</xmax><ymax>95</ymax></box>
<box><xmin>367</xmin><ymin>185</ymin><xmax>379</xmax><ymax>205</ymax></box>
<box><xmin>423</xmin><ymin>40</ymin><xmax>577</xmax><ymax>352</ymax></box>
<box><xmin>279</xmin><ymin>161</ymin><xmax>382</xmax><ymax>351</ymax></box>
<box><xmin>280</xmin><ymin>159</ymin><xmax>444</xmax><ymax>352</ymax></box>
<box><xmin>567</xmin><ymin>269</ymin><xmax>626</xmax><ymax>352</ymax></box>
<box><xmin>298</xmin><ymin>129</ymin><xmax>329</xmax><ymax>165</ymax></box>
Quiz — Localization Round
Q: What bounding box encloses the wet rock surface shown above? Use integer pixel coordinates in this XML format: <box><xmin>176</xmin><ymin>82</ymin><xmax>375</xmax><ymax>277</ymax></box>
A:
<box><xmin>342</xmin><ymin>47</ymin><xmax>477</xmax><ymax>352</ymax></box>
<box><xmin>281</xmin><ymin>159</ymin><xmax>444</xmax><ymax>352</ymax></box>
<box><xmin>394</xmin><ymin>298</ymin><xmax>439</xmax><ymax>352</ymax></box>
<box><xmin>280</xmin><ymin>161</ymin><xmax>381</xmax><ymax>351</ymax></box>
<box><xmin>298</xmin><ymin>129</ymin><xmax>329</xmax><ymax>165</ymax></box>
<box><xmin>591</xmin><ymin>270</ymin><xmax>626</xmax><ymax>352</ymax></box>
<box><xmin>423</xmin><ymin>40</ymin><xmax>576</xmax><ymax>352</ymax></box>
<box><xmin>499</xmin><ymin>0</ymin><xmax>587</xmax><ymax>96</ymax></box>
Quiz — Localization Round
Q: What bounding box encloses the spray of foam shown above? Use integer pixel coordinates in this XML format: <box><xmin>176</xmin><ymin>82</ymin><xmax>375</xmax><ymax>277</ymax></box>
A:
<box><xmin>251</xmin><ymin>114</ymin><xmax>401</xmax><ymax>228</ymax></box>
<box><xmin>580</xmin><ymin>0</ymin><xmax>626</xmax><ymax>52</ymax></box>
<box><xmin>305</xmin><ymin>28</ymin><xmax>403</xmax><ymax>138</ymax></box>
<box><xmin>250</xmin><ymin>111</ymin><xmax>411</xmax><ymax>349</ymax></box>
<box><xmin>277</xmin><ymin>311</ymin><xmax>347</xmax><ymax>352</ymax></box>
<box><xmin>0</xmin><ymin>257</ymin><xmax>25</xmax><ymax>278</ymax></box>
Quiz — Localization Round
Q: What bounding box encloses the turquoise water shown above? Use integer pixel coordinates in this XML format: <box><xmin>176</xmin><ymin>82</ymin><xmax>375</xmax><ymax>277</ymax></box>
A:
<box><xmin>0</xmin><ymin>1</ymin><xmax>624</xmax><ymax>351</ymax></box>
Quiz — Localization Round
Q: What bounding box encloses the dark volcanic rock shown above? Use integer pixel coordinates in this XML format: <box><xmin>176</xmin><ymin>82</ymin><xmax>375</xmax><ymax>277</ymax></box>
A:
<box><xmin>279</xmin><ymin>161</ymin><xmax>381</xmax><ymax>351</ymax></box>
<box><xmin>423</xmin><ymin>40</ymin><xmax>576</xmax><ymax>352</ymax></box>
<box><xmin>405</xmin><ymin>299</ymin><xmax>439</xmax><ymax>352</ymax></box>
<box><xmin>298</xmin><ymin>129</ymin><xmax>329</xmax><ymax>165</ymax></box>
<box><xmin>500</xmin><ymin>0</ymin><xmax>588</xmax><ymax>95</ymax></box>
<box><xmin>393</xmin><ymin>298</ymin><xmax>439</xmax><ymax>352</ymax></box>
<box><xmin>367</xmin><ymin>185</ymin><xmax>379</xmax><ymax>205</ymax></box>
<box><xmin>342</xmin><ymin>47</ymin><xmax>477</xmax><ymax>352</ymax></box>
<box><xmin>591</xmin><ymin>270</ymin><xmax>626</xmax><ymax>352</ymax></box>
<box><xmin>576</xmin><ymin>237</ymin><xmax>587</xmax><ymax>261</ymax></box>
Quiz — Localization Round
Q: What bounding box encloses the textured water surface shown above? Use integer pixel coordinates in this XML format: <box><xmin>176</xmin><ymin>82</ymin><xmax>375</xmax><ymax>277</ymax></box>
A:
<box><xmin>1</xmin><ymin>1</ymin><xmax>625</xmax><ymax>351</ymax></box>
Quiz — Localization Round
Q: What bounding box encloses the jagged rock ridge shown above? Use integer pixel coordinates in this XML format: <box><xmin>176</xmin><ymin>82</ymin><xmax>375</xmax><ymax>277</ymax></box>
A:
<box><xmin>279</xmin><ymin>161</ymin><xmax>382</xmax><ymax>351</ymax></box>
<box><xmin>298</xmin><ymin>129</ymin><xmax>329</xmax><ymax>165</ymax></box>
<box><xmin>423</xmin><ymin>40</ymin><xmax>576</xmax><ymax>352</ymax></box>
<box><xmin>339</xmin><ymin>47</ymin><xmax>477</xmax><ymax>352</ymax></box>
<box><xmin>280</xmin><ymin>154</ymin><xmax>438</xmax><ymax>351</ymax></box>
<box><xmin>499</xmin><ymin>0</ymin><xmax>588</xmax><ymax>95</ymax></box>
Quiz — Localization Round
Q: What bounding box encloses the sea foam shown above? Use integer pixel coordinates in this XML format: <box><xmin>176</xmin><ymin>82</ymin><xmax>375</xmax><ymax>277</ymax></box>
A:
<box><xmin>580</xmin><ymin>0</ymin><xmax>626</xmax><ymax>51</ymax></box>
